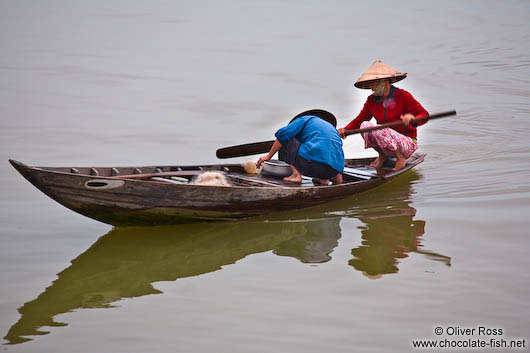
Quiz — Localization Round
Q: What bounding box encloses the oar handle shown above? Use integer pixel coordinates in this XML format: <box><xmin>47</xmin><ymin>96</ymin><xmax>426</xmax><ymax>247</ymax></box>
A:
<box><xmin>344</xmin><ymin>110</ymin><xmax>456</xmax><ymax>137</ymax></box>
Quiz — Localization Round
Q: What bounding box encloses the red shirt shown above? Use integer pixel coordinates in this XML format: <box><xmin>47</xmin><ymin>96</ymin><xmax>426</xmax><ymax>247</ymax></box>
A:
<box><xmin>345</xmin><ymin>86</ymin><xmax>429</xmax><ymax>140</ymax></box>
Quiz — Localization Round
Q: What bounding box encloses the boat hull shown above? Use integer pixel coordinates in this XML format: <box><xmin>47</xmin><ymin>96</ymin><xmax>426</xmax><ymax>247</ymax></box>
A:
<box><xmin>9</xmin><ymin>154</ymin><xmax>425</xmax><ymax>226</ymax></box>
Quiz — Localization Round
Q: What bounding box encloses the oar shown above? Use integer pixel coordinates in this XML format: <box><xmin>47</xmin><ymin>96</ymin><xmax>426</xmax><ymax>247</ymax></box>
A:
<box><xmin>216</xmin><ymin>140</ymin><xmax>275</xmax><ymax>159</ymax></box>
<box><xmin>216</xmin><ymin>110</ymin><xmax>456</xmax><ymax>159</ymax></box>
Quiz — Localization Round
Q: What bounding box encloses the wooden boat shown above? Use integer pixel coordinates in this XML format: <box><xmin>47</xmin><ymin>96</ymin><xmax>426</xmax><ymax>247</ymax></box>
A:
<box><xmin>9</xmin><ymin>153</ymin><xmax>425</xmax><ymax>226</ymax></box>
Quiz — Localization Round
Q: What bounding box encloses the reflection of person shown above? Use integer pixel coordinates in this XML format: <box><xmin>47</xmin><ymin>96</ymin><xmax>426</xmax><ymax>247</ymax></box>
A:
<box><xmin>350</xmin><ymin>210</ymin><xmax>426</xmax><ymax>279</ymax></box>
<box><xmin>274</xmin><ymin>218</ymin><xmax>342</xmax><ymax>263</ymax></box>
<box><xmin>338</xmin><ymin>61</ymin><xmax>429</xmax><ymax>171</ymax></box>
<box><xmin>256</xmin><ymin>113</ymin><xmax>344</xmax><ymax>185</ymax></box>
<box><xmin>347</xmin><ymin>171</ymin><xmax>450</xmax><ymax>278</ymax></box>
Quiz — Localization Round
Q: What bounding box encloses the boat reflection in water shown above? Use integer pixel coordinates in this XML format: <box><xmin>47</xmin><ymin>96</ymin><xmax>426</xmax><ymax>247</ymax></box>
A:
<box><xmin>4</xmin><ymin>170</ymin><xmax>449</xmax><ymax>344</ymax></box>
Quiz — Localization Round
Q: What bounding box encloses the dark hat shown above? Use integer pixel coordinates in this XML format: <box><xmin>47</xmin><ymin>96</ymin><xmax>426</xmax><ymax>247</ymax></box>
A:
<box><xmin>289</xmin><ymin>109</ymin><xmax>337</xmax><ymax>127</ymax></box>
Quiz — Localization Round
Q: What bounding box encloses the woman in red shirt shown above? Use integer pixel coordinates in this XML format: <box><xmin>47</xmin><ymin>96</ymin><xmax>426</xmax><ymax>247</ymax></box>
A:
<box><xmin>338</xmin><ymin>61</ymin><xmax>429</xmax><ymax>171</ymax></box>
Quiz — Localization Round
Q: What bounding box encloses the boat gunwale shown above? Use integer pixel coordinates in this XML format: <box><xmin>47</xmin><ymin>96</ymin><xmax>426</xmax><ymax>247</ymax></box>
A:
<box><xmin>21</xmin><ymin>167</ymin><xmax>369</xmax><ymax>191</ymax></box>
<box><xmin>9</xmin><ymin>153</ymin><xmax>425</xmax><ymax>191</ymax></box>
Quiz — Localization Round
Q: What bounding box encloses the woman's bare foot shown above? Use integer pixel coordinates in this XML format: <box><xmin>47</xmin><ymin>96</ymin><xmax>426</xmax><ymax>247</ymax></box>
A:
<box><xmin>370</xmin><ymin>155</ymin><xmax>387</xmax><ymax>169</ymax></box>
<box><xmin>332</xmin><ymin>173</ymin><xmax>343</xmax><ymax>185</ymax></box>
<box><xmin>283</xmin><ymin>165</ymin><xmax>302</xmax><ymax>183</ymax></box>
<box><xmin>283</xmin><ymin>174</ymin><xmax>302</xmax><ymax>183</ymax></box>
<box><xmin>392</xmin><ymin>151</ymin><xmax>407</xmax><ymax>171</ymax></box>
<box><xmin>392</xmin><ymin>158</ymin><xmax>407</xmax><ymax>171</ymax></box>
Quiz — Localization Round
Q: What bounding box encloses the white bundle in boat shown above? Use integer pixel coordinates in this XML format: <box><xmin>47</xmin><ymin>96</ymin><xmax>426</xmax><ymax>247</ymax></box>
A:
<box><xmin>242</xmin><ymin>160</ymin><xmax>259</xmax><ymax>174</ymax></box>
<box><xmin>193</xmin><ymin>171</ymin><xmax>230</xmax><ymax>187</ymax></box>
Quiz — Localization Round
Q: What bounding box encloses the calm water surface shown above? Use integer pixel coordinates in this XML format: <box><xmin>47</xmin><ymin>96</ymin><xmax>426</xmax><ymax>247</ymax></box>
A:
<box><xmin>1</xmin><ymin>1</ymin><xmax>529</xmax><ymax>352</ymax></box>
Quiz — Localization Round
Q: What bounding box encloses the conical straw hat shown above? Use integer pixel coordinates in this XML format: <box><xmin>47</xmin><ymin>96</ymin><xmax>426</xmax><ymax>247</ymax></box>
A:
<box><xmin>354</xmin><ymin>60</ymin><xmax>407</xmax><ymax>89</ymax></box>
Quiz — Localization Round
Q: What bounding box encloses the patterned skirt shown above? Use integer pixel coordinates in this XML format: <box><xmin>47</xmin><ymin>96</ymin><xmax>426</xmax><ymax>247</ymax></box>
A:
<box><xmin>360</xmin><ymin>121</ymin><xmax>418</xmax><ymax>158</ymax></box>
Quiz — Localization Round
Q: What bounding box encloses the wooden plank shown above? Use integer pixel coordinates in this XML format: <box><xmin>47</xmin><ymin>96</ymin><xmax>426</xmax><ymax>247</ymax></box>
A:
<box><xmin>114</xmin><ymin>170</ymin><xmax>207</xmax><ymax>180</ymax></box>
<box><xmin>227</xmin><ymin>174</ymin><xmax>288</xmax><ymax>188</ymax></box>
<box><xmin>151</xmin><ymin>177</ymin><xmax>188</xmax><ymax>184</ymax></box>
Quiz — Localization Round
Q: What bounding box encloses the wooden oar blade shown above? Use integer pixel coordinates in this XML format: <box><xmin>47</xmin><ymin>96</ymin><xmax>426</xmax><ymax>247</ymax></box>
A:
<box><xmin>216</xmin><ymin>140</ymin><xmax>275</xmax><ymax>159</ymax></box>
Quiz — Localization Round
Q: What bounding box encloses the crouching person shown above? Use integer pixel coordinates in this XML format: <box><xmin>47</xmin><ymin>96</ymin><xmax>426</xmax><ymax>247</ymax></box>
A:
<box><xmin>338</xmin><ymin>61</ymin><xmax>429</xmax><ymax>171</ymax></box>
<box><xmin>256</xmin><ymin>111</ymin><xmax>344</xmax><ymax>185</ymax></box>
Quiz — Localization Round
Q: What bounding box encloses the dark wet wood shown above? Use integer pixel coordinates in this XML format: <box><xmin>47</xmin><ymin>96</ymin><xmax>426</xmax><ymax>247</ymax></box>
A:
<box><xmin>216</xmin><ymin>140</ymin><xmax>275</xmax><ymax>159</ymax></box>
<box><xmin>9</xmin><ymin>153</ymin><xmax>425</xmax><ymax>226</ymax></box>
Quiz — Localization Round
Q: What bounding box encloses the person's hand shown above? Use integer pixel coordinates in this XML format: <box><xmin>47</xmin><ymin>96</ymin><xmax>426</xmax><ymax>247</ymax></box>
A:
<box><xmin>401</xmin><ymin>113</ymin><xmax>416</xmax><ymax>126</ymax></box>
<box><xmin>256</xmin><ymin>155</ymin><xmax>271</xmax><ymax>168</ymax></box>
<box><xmin>338</xmin><ymin>128</ymin><xmax>347</xmax><ymax>139</ymax></box>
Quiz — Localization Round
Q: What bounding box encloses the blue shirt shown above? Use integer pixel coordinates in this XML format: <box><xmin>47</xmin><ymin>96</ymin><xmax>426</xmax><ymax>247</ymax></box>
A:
<box><xmin>275</xmin><ymin>115</ymin><xmax>344</xmax><ymax>173</ymax></box>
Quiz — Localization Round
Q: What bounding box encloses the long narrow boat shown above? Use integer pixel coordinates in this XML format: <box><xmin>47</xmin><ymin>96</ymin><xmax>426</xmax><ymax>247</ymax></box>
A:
<box><xmin>9</xmin><ymin>153</ymin><xmax>425</xmax><ymax>226</ymax></box>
